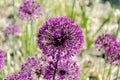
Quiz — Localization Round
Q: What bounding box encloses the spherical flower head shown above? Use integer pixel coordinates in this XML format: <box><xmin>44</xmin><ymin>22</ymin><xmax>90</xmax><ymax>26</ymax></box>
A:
<box><xmin>4</xmin><ymin>23</ymin><xmax>21</xmax><ymax>35</ymax></box>
<box><xmin>21</xmin><ymin>54</ymin><xmax>51</xmax><ymax>78</ymax></box>
<box><xmin>105</xmin><ymin>42</ymin><xmax>120</xmax><ymax>65</ymax></box>
<box><xmin>95</xmin><ymin>34</ymin><xmax>120</xmax><ymax>65</ymax></box>
<box><xmin>6</xmin><ymin>71</ymin><xmax>35</xmax><ymax>80</ymax></box>
<box><xmin>18</xmin><ymin>0</ymin><xmax>42</xmax><ymax>21</ymax></box>
<box><xmin>95</xmin><ymin>34</ymin><xmax>116</xmax><ymax>52</ymax></box>
<box><xmin>0</xmin><ymin>49</ymin><xmax>4</xmax><ymax>69</ymax></box>
<box><xmin>44</xmin><ymin>59</ymin><xmax>80</xmax><ymax>80</ymax></box>
<box><xmin>37</xmin><ymin>16</ymin><xmax>84</xmax><ymax>59</ymax></box>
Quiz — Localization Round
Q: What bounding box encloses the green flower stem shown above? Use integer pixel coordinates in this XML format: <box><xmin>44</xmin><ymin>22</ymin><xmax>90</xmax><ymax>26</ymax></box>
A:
<box><xmin>30</xmin><ymin>21</ymin><xmax>34</xmax><ymax>56</ymax></box>
<box><xmin>116</xmin><ymin>64</ymin><xmax>120</xmax><ymax>80</ymax></box>
<box><xmin>13</xmin><ymin>35</ymin><xmax>17</xmax><ymax>70</ymax></box>
<box><xmin>21</xmin><ymin>22</ymin><xmax>25</xmax><ymax>58</ymax></box>
<box><xmin>115</xmin><ymin>17</ymin><xmax>120</xmax><ymax>38</ymax></box>
<box><xmin>71</xmin><ymin>0</ymin><xmax>76</xmax><ymax>18</ymax></box>
<box><xmin>7</xmin><ymin>52</ymin><xmax>10</xmax><ymax>74</ymax></box>
<box><xmin>13</xmin><ymin>0</ymin><xmax>17</xmax><ymax>71</ymax></box>
<box><xmin>1</xmin><ymin>69</ymin><xmax>4</xmax><ymax>79</ymax></box>
<box><xmin>13</xmin><ymin>0</ymin><xmax>16</xmax><ymax>23</ymax></box>
<box><xmin>93</xmin><ymin>14</ymin><xmax>111</xmax><ymax>38</ymax></box>
<box><xmin>107</xmin><ymin>65</ymin><xmax>112</xmax><ymax>80</ymax></box>
<box><xmin>25</xmin><ymin>24</ymin><xmax>28</xmax><ymax>57</ymax></box>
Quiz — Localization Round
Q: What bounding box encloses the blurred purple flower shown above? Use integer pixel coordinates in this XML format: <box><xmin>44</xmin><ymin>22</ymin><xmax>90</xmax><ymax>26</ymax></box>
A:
<box><xmin>4</xmin><ymin>23</ymin><xmax>21</xmax><ymax>35</ymax></box>
<box><xmin>0</xmin><ymin>49</ymin><xmax>4</xmax><ymax>69</ymax></box>
<box><xmin>18</xmin><ymin>0</ymin><xmax>42</xmax><ymax>21</ymax></box>
<box><xmin>105</xmin><ymin>42</ymin><xmax>120</xmax><ymax>65</ymax></box>
<box><xmin>6</xmin><ymin>71</ymin><xmax>35</xmax><ymax>80</ymax></box>
<box><xmin>95</xmin><ymin>34</ymin><xmax>116</xmax><ymax>52</ymax></box>
<box><xmin>44</xmin><ymin>59</ymin><xmax>80</xmax><ymax>80</ymax></box>
<box><xmin>21</xmin><ymin>54</ymin><xmax>51</xmax><ymax>78</ymax></box>
<box><xmin>95</xmin><ymin>34</ymin><xmax>120</xmax><ymax>65</ymax></box>
<box><xmin>37</xmin><ymin>16</ymin><xmax>84</xmax><ymax>59</ymax></box>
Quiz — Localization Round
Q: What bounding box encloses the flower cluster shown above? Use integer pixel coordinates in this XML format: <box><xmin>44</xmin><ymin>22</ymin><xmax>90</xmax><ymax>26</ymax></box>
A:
<box><xmin>0</xmin><ymin>49</ymin><xmax>4</xmax><ymax>69</ymax></box>
<box><xmin>4</xmin><ymin>23</ymin><xmax>21</xmax><ymax>35</ymax></box>
<box><xmin>6</xmin><ymin>54</ymin><xmax>80</xmax><ymax>80</ymax></box>
<box><xmin>95</xmin><ymin>34</ymin><xmax>120</xmax><ymax>65</ymax></box>
<box><xmin>6</xmin><ymin>54</ymin><xmax>48</xmax><ymax>80</ymax></box>
<box><xmin>18</xmin><ymin>0</ymin><xmax>42</xmax><ymax>21</ymax></box>
<box><xmin>6</xmin><ymin>16</ymin><xmax>83</xmax><ymax>80</ymax></box>
<box><xmin>21</xmin><ymin>54</ymin><xmax>50</xmax><ymax>78</ymax></box>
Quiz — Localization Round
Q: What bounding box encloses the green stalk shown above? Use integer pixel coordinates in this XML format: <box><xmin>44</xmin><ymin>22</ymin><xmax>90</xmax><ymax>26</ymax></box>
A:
<box><xmin>13</xmin><ymin>0</ymin><xmax>17</xmax><ymax>71</ymax></box>
<box><xmin>7</xmin><ymin>52</ymin><xmax>10</xmax><ymax>74</ymax></box>
<box><xmin>13</xmin><ymin>0</ymin><xmax>16</xmax><ymax>23</ymax></box>
<box><xmin>79</xmin><ymin>4</ymin><xmax>91</xmax><ymax>49</ymax></box>
<box><xmin>26</xmin><ymin>24</ymin><xmax>28</xmax><ymax>57</ymax></box>
<box><xmin>115</xmin><ymin>17</ymin><xmax>120</xmax><ymax>37</ymax></box>
<box><xmin>1</xmin><ymin>69</ymin><xmax>4</xmax><ymax>79</ymax></box>
<box><xmin>93</xmin><ymin>14</ymin><xmax>111</xmax><ymax>38</ymax></box>
<box><xmin>13</xmin><ymin>35</ymin><xmax>17</xmax><ymax>70</ymax></box>
<box><xmin>21</xmin><ymin>22</ymin><xmax>25</xmax><ymax>58</ymax></box>
<box><xmin>107</xmin><ymin>65</ymin><xmax>112</xmax><ymax>80</ymax></box>
<box><xmin>71</xmin><ymin>0</ymin><xmax>76</xmax><ymax>18</ymax></box>
<box><xmin>30</xmin><ymin>21</ymin><xmax>34</xmax><ymax>56</ymax></box>
<box><xmin>116</xmin><ymin>64</ymin><xmax>120</xmax><ymax>80</ymax></box>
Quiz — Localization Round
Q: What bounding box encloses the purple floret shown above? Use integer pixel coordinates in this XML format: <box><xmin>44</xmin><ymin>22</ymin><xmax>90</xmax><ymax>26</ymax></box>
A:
<box><xmin>18</xmin><ymin>0</ymin><xmax>42</xmax><ymax>21</ymax></box>
<box><xmin>37</xmin><ymin>16</ymin><xmax>84</xmax><ymax>59</ymax></box>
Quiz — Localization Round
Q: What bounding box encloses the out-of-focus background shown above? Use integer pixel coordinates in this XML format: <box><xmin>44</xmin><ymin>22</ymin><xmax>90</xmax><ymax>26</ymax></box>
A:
<box><xmin>0</xmin><ymin>0</ymin><xmax>120</xmax><ymax>80</ymax></box>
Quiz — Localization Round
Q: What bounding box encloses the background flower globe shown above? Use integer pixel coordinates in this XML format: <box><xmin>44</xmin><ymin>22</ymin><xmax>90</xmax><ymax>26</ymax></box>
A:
<box><xmin>18</xmin><ymin>0</ymin><xmax>42</xmax><ymax>21</ymax></box>
<box><xmin>4</xmin><ymin>23</ymin><xmax>21</xmax><ymax>36</ymax></box>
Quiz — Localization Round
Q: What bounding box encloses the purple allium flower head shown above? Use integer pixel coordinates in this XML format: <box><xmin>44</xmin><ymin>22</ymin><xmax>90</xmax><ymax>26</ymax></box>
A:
<box><xmin>0</xmin><ymin>49</ymin><xmax>4</xmax><ymax>69</ymax></box>
<box><xmin>95</xmin><ymin>34</ymin><xmax>116</xmax><ymax>52</ymax></box>
<box><xmin>4</xmin><ymin>23</ymin><xmax>21</xmax><ymax>35</ymax></box>
<box><xmin>95</xmin><ymin>34</ymin><xmax>120</xmax><ymax>65</ymax></box>
<box><xmin>37</xmin><ymin>16</ymin><xmax>84</xmax><ymax>58</ymax></box>
<box><xmin>21</xmin><ymin>54</ymin><xmax>51</xmax><ymax>78</ymax></box>
<box><xmin>6</xmin><ymin>71</ymin><xmax>35</xmax><ymax>80</ymax></box>
<box><xmin>44</xmin><ymin>59</ymin><xmax>80</xmax><ymax>80</ymax></box>
<box><xmin>18</xmin><ymin>0</ymin><xmax>42</xmax><ymax>21</ymax></box>
<box><xmin>105</xmin><ymin>42</ymin><xmax>120</xmax><ymax>65</ymax></box>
